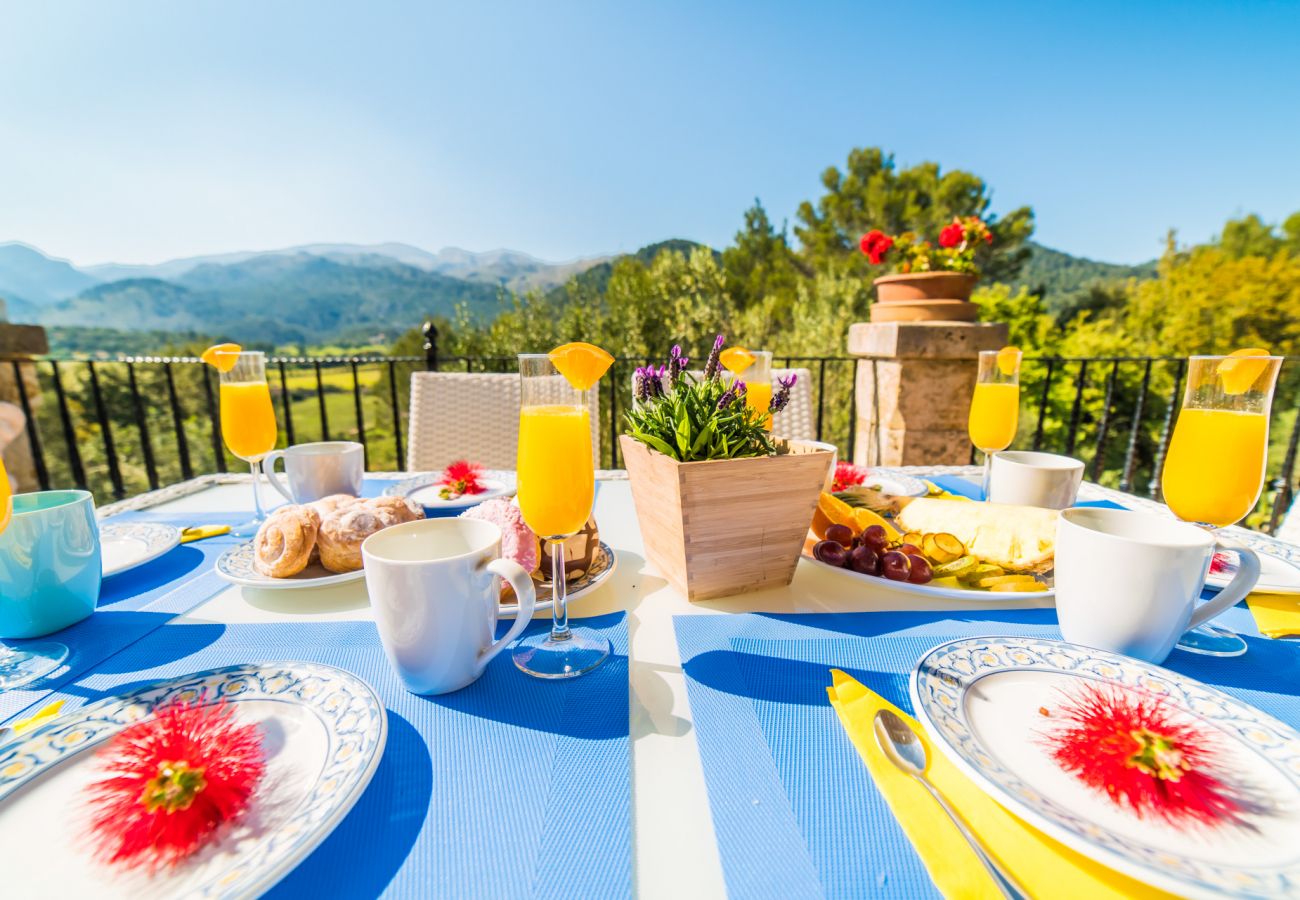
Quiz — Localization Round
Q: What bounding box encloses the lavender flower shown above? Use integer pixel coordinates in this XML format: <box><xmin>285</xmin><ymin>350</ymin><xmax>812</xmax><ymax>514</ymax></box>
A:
<box><xmin>716</xmin><ymin>385</ymin><xmax>739</xmax><ymax>410</ymax></box>
<box><xmin>644</xmin><ymin>364</ymin><xmax>666</xmax><ymax>399</ymax></box>
<box><xmin>703</xmin><ymin>334</ymin><xmax>725</xmax><ymax>381</ymax></box>
<box><xmin>668</xmin><ymin>344</ymin><xmax>689</xmax><ymax>387</ymax></box>
<box><xmin>769</xmin><ymin>373</ymin><xmax>797</xmax><ymax>414</ymax></box>
<box><xmin>735</xmin><ymin>380</ymin><xmax>747</xmax><ymax>397</ymax></box>
<box><xmin>633</xmin><ymin>367</ymin><xmax>648</xmax><ymax>403</ymax></box>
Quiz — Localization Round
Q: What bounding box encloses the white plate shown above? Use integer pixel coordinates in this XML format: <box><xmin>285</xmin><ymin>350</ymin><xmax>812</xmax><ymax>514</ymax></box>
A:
<box><xmin>215</xmin><ymin>541</ymin><xmax>366</xmax><ymax>590</ymax></box>
<box><xmin>498</xmin><ymin>542</ymin><xmax>617</xmax><ymax>618</ymax></box>
<box><xmin>1207</xmin><ymin>550</ymin><xmax>1300</xmax><ymax>596</ymax></box>
<box><xmin>861</xmin><ymin>468</ymin><xmax>929</xmax><ymax>498</ymax></box>
<box><xmin>802</xmin><ymin>538</ymin><xmax>1053</xmax><ymax>601</ymax></box>
<box><xmin>911</xmin><ymin>636</ymin><xmax>1300</xmax><ymax>899</ymax></box>
<box><xmin>0</xmin><ymin>662</ymin><xmax>386</xmax><ymax>899</ymax></box>
<box><xmin>382</xmin><ymin>470</ymin><xmax>516</xmax><ymax>511</ymax></box>
<box><xmin>99</xmin><ymin>522</ymin><xmax>182</xmax><ymax>578</ymax></box>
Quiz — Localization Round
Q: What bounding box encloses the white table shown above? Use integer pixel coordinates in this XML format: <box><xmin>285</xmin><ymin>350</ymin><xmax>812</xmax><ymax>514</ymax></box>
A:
<box><xmin>134</xmin><ymin>473</ymin><xmax>1067</xmax><ymax>898</ymax></box>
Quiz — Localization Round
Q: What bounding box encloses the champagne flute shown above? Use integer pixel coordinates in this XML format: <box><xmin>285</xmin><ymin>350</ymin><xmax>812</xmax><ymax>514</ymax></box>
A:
<box><xmin>1161</xmin><ymin>353</ymin><xmax>1282</xmax><ymax>657</ymax></box>
<box><xmin>743</xmin><ymin>351</ymin><xmax>774</xmax><ymax>430</ymax></box>
<box><xmin>968</xmin><ymin>348</ymin><xmax>1021</xmax><ymax>499</ymax></box>
<box><xmin>511</xmin><ymin>354</ymin><xmax>609</xmax><ymax>679</ymax></box>
<box><xmin>218</xmin><ymin>351</ymin><xmax>278</xmax><ymax>538</ymax></box>
<box><xmin>0</xmin><ymin>456</ymin><xmax>71</xmax><ymax>689</ymax></box>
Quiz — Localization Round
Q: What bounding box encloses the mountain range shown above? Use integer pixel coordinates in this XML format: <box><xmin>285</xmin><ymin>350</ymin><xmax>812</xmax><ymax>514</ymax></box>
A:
<box><xmin>0</xmin><ymin>238</ymin><xmax>1155</xmax><ymax>352</ymax></box>
<box><xmin>0</xmin><ymin>241</ymin><xmax>612</xmax><ymax>347</ymax></box>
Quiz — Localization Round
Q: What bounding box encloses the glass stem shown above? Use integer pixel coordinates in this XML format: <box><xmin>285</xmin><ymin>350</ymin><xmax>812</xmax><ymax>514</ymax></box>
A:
<box><xmin>981</xmin><ymin>451</ymin><xmax>993</xmax><ymax>501</ymax></box>
<box><xmin>551</xmin><ymin>539</ymin><xmax>571</xmax><ymax>641</ymax></box>
<box><xmin>249</xmin><ymin>461</ymin><xmax>266</xmax><ymax>522</ymax></box>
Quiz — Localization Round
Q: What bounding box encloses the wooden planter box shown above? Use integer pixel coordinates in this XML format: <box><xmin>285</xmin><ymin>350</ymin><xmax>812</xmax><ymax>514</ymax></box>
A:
<box><xmin>620</xmin><ymin>434</ymin><xmax>833</xmax><ymax>601</ymax></box>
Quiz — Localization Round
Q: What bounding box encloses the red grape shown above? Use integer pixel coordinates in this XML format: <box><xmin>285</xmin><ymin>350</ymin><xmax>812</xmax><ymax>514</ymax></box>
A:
<box><xmin>825</xmin><ymin>524</ymin><xmax>854</xmax><ymax>549</ymax></box>
<box><xmin>862</xmin><ymin>525</ymin><xmax>889</xmax><ymax>552</ymax></box>
<box><xmin>848</xmin><ymin>544</ymin><xmax>880</xmax><ymax>576</ymax></box>
<box><xmin>880</xmin><ymin>550</ymin><xmax>911</xmax><ymax>582</ymax></box>
<box><xmin>896</xmin><ymin>543</ymin><xmax>922</xmax><ymax>558</ymax></box>
<box><xmin>906</xmin><ymin>554</ymin><xmax>933</xmax><ymax>584</ymax></box>
<box><xmin>813</xmin><ymin>540</ymin><xmax>849</xmax><ymax>568</ymax></box>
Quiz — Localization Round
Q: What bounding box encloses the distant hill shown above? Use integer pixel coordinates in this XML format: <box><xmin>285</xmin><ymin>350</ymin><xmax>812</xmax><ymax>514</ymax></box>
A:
<box><xmin>547</xmin><ymin>239</ymin><xmax>712</xmax><ymax>301</ymax></box>
<box><xmin>0</xmin><ymin>242</ymin><xmax>101</xmax><ymax>308</ymax></box>
<box><xmin>42</xmin><ymin>256</ymin><xmax>509</xmax><ymax>345</ymax></box>
<box><xmin>1011</xmin><ymin>242</ymin><xmax>1156</xmax><ymax>314</ymax></box>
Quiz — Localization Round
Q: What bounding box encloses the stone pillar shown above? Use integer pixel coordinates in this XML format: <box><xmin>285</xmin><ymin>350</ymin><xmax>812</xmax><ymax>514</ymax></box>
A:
<box><xmin>849</xmin><ymin>321</ymin><xmax>1008</xmax><ymax>467</ymax></box>
<box><xmin>0</xmin><ymin>323</ymin><xmax>50</xmax><ymax>492</ymax></box>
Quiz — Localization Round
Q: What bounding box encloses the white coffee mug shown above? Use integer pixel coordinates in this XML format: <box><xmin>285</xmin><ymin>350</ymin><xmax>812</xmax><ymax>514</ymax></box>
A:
<box><xmin>362</xmin><ymin>517</ymin><xmax>536</xmax><ymax>695</ymax></box>
<box><xmin>989</xmin><ymin>451</ymin><xmax>1084</xmax><ymax>509</ymax></box>
<box><xmin>263</xmin><ymin>441</ymin><xmax>364</xmax><ymax>503</ymax></box>
<box><xmin>1055</xmin><ymin>507</ymin><xmax>1259</xmax><ymax>663</ymax></box>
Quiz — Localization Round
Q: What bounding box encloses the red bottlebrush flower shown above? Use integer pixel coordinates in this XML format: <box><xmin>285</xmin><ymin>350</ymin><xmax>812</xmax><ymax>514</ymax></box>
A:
<box><xmin>1209</xmin><ymin>551</ymin><xmax>1232</xmax><ymax>574</ymax></box>
<box><xmin>859</xmin><ymin>230</ymin><xmax>894</xmax><ymax>265</ymax></box>
<box><xmin>1040</xmin><ymin>683</ymin><xmax>1244</xmax><ymax>826</ymax></box>
<box><xmin>86</xmin><ymin>697</ymin><xmax>265</xmax><ymax>871</ymax></box>
<box><xmin>831</xmin><ymin>461</ymin><xmax>870</xmax><ymax>493</ymax></box>
<box><xmin>938</xmin><ymin>220</ymin><xmax>965</xmax><ymax>249</ymax></box>
<box><xmin>439</xmin><ymin>459</ymin><xmax>486</xmax><ymax>500</ymax></box>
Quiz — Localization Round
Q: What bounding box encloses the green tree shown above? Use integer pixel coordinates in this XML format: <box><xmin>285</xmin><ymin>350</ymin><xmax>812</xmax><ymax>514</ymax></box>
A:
<box><xmin>721</xmin><ymin>199</ymin><xmax>806</xmax><ymax>316</ymax></box>
<box><xmin>794</xmin><ymin>147</ymin><xmax>1035</xmax><ymax>283</ymax></box>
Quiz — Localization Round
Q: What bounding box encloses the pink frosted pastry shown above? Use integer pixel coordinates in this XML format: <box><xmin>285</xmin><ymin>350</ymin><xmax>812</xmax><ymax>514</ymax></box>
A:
<box><xmin>460</xmin><ymin>498</ymin><xmax>539</xmax><ymax>574</ymax></box>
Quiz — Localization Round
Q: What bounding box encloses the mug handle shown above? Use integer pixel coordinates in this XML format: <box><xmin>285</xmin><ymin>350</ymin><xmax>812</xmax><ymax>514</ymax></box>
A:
<box><xmin>476</xmin><ymin>559</ymin><xmax>536</xmax><ymax>674</ymax></box>
<box><xmin>261</xmin><ymin>450</ymin><xmax>295</xmax><ymax>503</ymax></box>
<box><xmin>1187</xmin><ymin>538</ymin><xmax>1260</xmax><ymax>631</ymax></box>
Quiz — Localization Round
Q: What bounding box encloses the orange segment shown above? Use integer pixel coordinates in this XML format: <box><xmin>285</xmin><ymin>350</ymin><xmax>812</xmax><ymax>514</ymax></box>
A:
<box><xmin>548</xmin><ymin>342</ymin><xmax>613</xmax><ymax>391</ymax></box>
<box><xmin>201</xmin><ymin>343</ymin><xmax>242</xmax><ymax>373</ymax></box>
<box><xmin>719</xmin><ymin>347</ymin><xmax>757</xmax><ymax>375</ymax></box>
<box><xmin>996</xmin><ymin>346</ymin><xmax>1021</xmax><ymax>377</ymax></box>
<box><xmin>811</xmin><ymin>491</ymin><xmax>859</xmax><ymax>540</ymax></box>
<box><xmin>1217</xmin><ymin>348</ymin><xmax>1270</xmax><ymax>395</ymax></box>
<box><xmin>853</xmin><ymin>507</ymin><xmax>899</xmax><ymax>540</ymax></box>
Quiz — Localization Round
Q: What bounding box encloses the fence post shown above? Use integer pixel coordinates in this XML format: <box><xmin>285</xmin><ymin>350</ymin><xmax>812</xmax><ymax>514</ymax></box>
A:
<box><xmin>423</xmin><ymin>322</ymin><xmax>439</xmax><ymax>372</ymax></box>
<box><xmin>847</xmin><ymin>321</ymin><xmax>1008</xmax><ymax>466</ymax></box>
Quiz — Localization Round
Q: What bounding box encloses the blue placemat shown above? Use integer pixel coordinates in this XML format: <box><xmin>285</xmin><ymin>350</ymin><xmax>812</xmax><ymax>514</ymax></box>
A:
<box><xmin>673</xmin><ymin>609</ymin><xmax>1299</xmax><ymax>899</ymax></box>
<box><xmin>927</xmin><ymin>472</ymin><xmax>1126</xmax><ymax>509</ymax></box>
<box><xmin>5</xmin><ymin>615</ymin><xmax>631</xmax><ymax>899</ymax></box>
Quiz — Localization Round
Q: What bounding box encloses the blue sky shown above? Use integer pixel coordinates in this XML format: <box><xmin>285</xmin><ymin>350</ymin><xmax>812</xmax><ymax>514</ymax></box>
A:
<box><xmin>2</xmin><ymin>0</ymin><xmax>1297</xmax><ymax>266</ymax></box>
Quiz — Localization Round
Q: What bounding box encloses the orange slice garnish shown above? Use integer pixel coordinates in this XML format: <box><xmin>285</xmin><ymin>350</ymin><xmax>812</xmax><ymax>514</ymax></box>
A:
<box><xmin>200</xmin><ymin>343</ymin><xmax>242</xmax><ymax>373</ymax></box>
<box><xmin>1217</xmin><ymin>348</ymin><xmax>1270</xmax><ymax>395</ymax></box>
<box><xmin>719</xmin><ymin>347</ymin><xmax>757</xmax><ymax>375</ymax></box>
<box><xmin>996</xmin><ymin>346</ymin><xmax>1021</xmax><ymax>377</ymax></box>
<box><xmin>548</xmin><ymin>342</ymin><xmax>614</xmax><ymax>391</ymax></box>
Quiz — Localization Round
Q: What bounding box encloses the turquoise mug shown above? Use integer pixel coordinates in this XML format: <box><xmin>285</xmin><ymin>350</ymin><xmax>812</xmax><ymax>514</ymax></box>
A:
<box><xmin>0</xmin><ymin>490</ymin><xmax>101</xmax><ymax>638</ymax></box>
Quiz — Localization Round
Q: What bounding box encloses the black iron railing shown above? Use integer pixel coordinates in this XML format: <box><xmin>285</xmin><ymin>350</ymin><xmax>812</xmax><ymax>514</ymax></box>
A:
<box><xmin>3</xmin><ymin>331</ymin><xmax>1299</xmax><ymax>535</ymax></box>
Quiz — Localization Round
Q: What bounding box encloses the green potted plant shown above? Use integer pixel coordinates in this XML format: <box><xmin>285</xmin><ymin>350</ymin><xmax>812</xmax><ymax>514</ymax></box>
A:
<box><xmin>620</xmin><ymin>336</ymin><xmax>833</xmax><ymax>601</ymax></box>
<box><xmin>861</xmin><ymin>216</ymin><xmax>994</xmax><ymax>322</ymax></box>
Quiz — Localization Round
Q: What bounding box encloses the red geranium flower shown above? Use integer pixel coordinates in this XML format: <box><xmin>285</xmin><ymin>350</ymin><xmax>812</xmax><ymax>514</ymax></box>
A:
<box><xmin>831</xmin><ymin>461</ymin><xmax>870</xmax><ymax>493</ymax></box>
<box><xmin>938</xmin><ymin>220</ymin><xmax>965</xmax><ymax>249</ymax></box>
<box><xmin>859</xmin><ymin>230</ymin><xmax>894</xmax><ymax>265</ymax></box>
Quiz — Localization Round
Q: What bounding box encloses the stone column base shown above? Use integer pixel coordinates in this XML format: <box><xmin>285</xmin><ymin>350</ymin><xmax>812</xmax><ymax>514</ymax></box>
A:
<box><xmin>849</xmin><ymin>320</ymin><xmax>1008</xmax><ymax>467</ymax></box>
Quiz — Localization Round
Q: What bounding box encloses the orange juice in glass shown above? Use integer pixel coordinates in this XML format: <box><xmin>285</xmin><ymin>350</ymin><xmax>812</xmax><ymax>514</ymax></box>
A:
<box><xmin>513</xmin><ymin>347</ymin><xmax>612</xmax><ymax>680</ymax></box>
<box><xmin>1159</xmin><ymin>351</ymin><xmax>1282</xmax><ymax>658</ymax></box>
<box><xmin>721</xmin><ymin>347</ymin><xmax>774</xmax><ymax>429</ymax></box>
<box><xmin>0</xmin><ymin>455</ymin><xmax>9</xmax><ymax>536</ymax></box>
<box><xmin>217</xmin><ymin>350</ymin><xmax>278</xmax><ymax>536</ymax></box>
<box><xmin>969</xmin><ymin>348</ymin><xmax>1021</xmax><ymax>498</ymax></box>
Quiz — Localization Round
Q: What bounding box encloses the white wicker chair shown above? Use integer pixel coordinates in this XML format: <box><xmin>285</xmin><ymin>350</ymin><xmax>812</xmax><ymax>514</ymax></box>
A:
<box><xmin>628</xmin><ymin>367</ymin><xmax>815</xmax><ymax>442</ymax></box>
<box><xmin>406</xmin><ymin>372</ymin><xmax>600</xmax><ymax>472</ymax></box>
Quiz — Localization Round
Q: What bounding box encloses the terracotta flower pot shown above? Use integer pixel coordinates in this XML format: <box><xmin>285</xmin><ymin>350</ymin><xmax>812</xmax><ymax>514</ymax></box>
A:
<box><xmin>619</xmin><ymin>435</ymin><xmax>832</xmax><ymax>601</ymax></box>
<box><xmin>873</xmin><ymin>271</ymin><xmax>978</xmax><ymax>303</ymax></box>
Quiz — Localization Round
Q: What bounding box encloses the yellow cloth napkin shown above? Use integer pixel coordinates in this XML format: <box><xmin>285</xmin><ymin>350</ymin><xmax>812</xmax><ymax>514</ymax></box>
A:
<box><xmin>827</xmin><ymin>670</ymin><xmax>1175</xmax><ymax>899</ymax></box>
<box><xmin>180</xmin><ymin>524</ymin><xmax>231</xmax><ymax>543</ymax></box>
<box><xmin>1246</xmin><ymin>592</ymin><xmax>1300</xmax><ymax>638</ymax></box>
<box><xmin>9</xmin><ymin>700</ymin><xmax>64</xmax><ymax>735</ymax></box>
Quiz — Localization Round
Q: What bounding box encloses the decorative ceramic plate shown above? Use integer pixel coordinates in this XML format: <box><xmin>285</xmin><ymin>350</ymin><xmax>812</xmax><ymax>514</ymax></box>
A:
<box><xmin>801</xmin><ymin>538</ymin><xmax>1053</xmax><ymax>601</ymax></box>
<box><xmin>215</xmin><ymin>541</ymin><xmax>366</xmax><ymax>590</ymax></box>
<box><xmin>1206</xmin><ymin>550</ymin><xmax>1300</xmax><ymax>596</ymax></box>
<box><xmin>911</xmin><ymin>636</ymin><xmax>1300</xmax><ymax>899</ymax></box>
<box><xmin>99</xmin><ymin>522</ymin><xmax>182</xmax><ymax>578</ymax></box>
<box><xmin>382</xmin><ymin>470</ymin><xmax>516</xmax><ymax>513</ymax></box>
<box><xmin>860</xmin><ymin>468</ymin><xmax>929</xmax><ymax>498</ymax></box>
<box><xmin>0</xmin><ymin>662</ymin><xmax>386</xmax><ymax>899</ymax></box>
<box><xmin>498</xmin><ymin>542</ymin><xmax>617</xmax><ymax>618</ymax></box>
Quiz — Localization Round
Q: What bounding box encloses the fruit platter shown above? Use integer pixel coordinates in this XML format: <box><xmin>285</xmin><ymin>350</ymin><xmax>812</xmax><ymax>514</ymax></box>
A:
<box><xmin>803</xmin><ymin>483</ymin><xmax>1056</xmax><ymax>600</ymax></box>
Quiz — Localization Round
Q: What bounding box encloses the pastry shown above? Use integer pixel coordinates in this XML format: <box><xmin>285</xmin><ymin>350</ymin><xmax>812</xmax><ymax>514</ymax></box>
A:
<box><xmin>309</xmin><ymin>493</ymin><xmax>359</xmax><ymax>518</ymax></box>
<box><xmin>317</xmin><ymin>497</ymin><xmax>424</xmax><ymax>573</ymax></box>
<box><xmin>461</xmin><ymin>498</ymin><xmax>539</xmax><ymax>574</ymax></box>
<box><xmin>254</xmin><ymin>504</ymin><xmax>320</xmax><ymax>578</ymax></box>
<box><xmin>538</xmin><ymin>515</ymin><xmax>600</xmax><ymax>581</ymax></box>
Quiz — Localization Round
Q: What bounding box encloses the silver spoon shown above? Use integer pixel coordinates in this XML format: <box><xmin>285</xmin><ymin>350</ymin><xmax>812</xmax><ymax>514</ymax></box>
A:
<box><xmin>874</xmin><ymin>708</ymin><xmax>1027</xmax><ymax>899</ymax></box>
